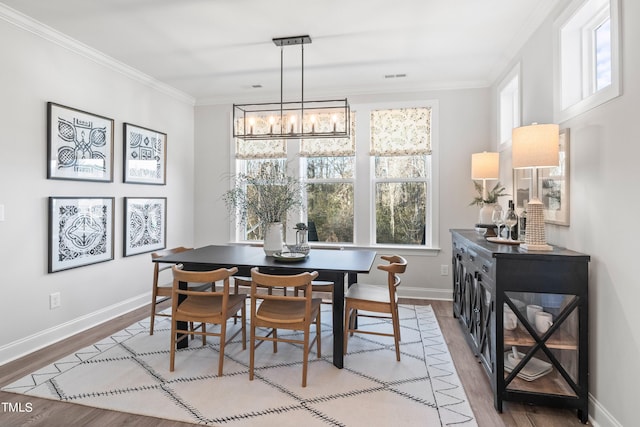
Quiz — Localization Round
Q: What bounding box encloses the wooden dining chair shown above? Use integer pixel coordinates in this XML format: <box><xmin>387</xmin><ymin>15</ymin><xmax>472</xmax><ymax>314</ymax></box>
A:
<box><xmin>343</xmin><ymin>255</ymin><xmax>408</xmax><ymax>361</ymax></box>
<box><xmin>169</xmin><ymin>265</ymin><xmax>246</xmax><ymax>376</ymax></box>
<box><xmin>150</xmin><ymin>247</ymin><xmax>213</xmax><ymax>335</ymax></box>
<box><xmin>249</xmin><ymin>267</ymin><xmax>322</xmax><ymax>387</ymax></box>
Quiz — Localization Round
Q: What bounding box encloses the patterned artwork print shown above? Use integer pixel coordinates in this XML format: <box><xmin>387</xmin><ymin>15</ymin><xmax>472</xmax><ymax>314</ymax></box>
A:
<box><xmin>124</xmin><ymin>124</ymin><xmax>166</xmax><ymax>184</ymax></box>
<box><xmin>124</xmin><ymin>197</ymin><xmax>166</xmax><ymax>257</ymax></box>
<box><xmin>47</xmin><ymin>103</ymin><xmax>113</xmax><ymax>181</ymax></box>
<box><xmin>57</xmin><ymin>204</ymin><xmax>108</xmax><ymax>261</ymax></box>
<box><xmin>49</xmin><ymin>197</ymin><xmax>114</xmax><ymax>273</ymax></box>
<box><xmin>56</xmin><ymin>117</ymin><xmax>107</xmax><ymax>176</ymax></box>
<box><xmin>128</xmin><ymin>201</ymin><xmax>163</xmax><ymax>248</ymax></box>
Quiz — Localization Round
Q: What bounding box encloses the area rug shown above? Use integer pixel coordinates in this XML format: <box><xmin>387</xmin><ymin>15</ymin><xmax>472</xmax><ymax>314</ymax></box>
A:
<box><xmin>3</xmin><ymin>305</ymin><xmax>477</xmax><ymax>426</ymax></box>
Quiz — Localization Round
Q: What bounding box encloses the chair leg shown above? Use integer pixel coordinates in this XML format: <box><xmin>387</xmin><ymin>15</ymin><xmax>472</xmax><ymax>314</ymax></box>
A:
<box><xmin>150</xmin><ymin>291</ymin><xmax>159</xmax><ymax>335</ymax></box>
<box><xmin>249</xmin><ymin>320</ymin><xmax>256</xmax><ymax>381</ymax></box>
<box><xmin>218</xmin><ymin>320</ymin><xmax>227</xmax><ymax>376</ymax></box>
<box><xmin>302</xmin><ymin>326</ymin><xmax>310</xmax><ymax>387</ymax></box>
<box><xmin>169</xmin><ymin>318</ymin><xmax>176</xmax><ymax>372</ymax></box>
<box><xmin>202</xmin><ymin>323</ymin><xmax>207</xmax><ymax>345</ymax></box>
<box><xmin>392</xmin><ymin>307</ymin><xmax>401</xmax><ymax>361</ymax></box>
<box><xmin>316</xmin><ymin>310</ymin><xmax>322</xmax><ymax>358</ymax></box>
<box><xmin>241</xmin><ymin>304</ymin><xmax>247</xmax><ymax>349</ymax></box>
<box><xmin>273</xmin><ymin>328</ymin><xmax>278</xmax><ymax>353</ymax></box>
<box><xmin>343</xmin><ymin>305</ymin><xmax>351</xmax><ymax>355</ymax></box>
<box><xmin>396</xmin><ymin>305</ymin><xmax>402</xmax><ymax>342</ymax></box>
<box><xmin>233</xmin><ymin>283</ymin><xmax>239</xmax><ymax>324</ymax></box>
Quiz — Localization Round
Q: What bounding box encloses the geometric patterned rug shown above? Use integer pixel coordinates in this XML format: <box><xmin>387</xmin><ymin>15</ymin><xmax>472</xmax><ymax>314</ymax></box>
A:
<box><xmin>3</xmin><ymin>304</ymin><xmax>477</xmax><ymax>426</ymax></box>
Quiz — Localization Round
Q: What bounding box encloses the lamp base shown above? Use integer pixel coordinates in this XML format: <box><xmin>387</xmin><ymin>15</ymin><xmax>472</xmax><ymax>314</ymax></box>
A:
<box><xmin>519</xmin><ymin>242</ymin><xmax>553</xmax><ymax>251</ymax></box>
<box><xmin>520</xmin><ymin>198</ymin><xmax>553</xmax><ymax>251</ymax></box>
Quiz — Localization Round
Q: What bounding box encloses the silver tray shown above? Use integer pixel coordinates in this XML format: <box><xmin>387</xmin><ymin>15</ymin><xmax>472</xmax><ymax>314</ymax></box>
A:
<box><xmin>272</xmin><ymin>252</ymin><xmax>309</xmax><ymax>262</ymax></box>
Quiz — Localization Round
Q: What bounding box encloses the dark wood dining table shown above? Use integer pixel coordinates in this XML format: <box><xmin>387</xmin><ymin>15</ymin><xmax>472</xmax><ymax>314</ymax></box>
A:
<box><xmin>153</xmin><ymin>244</ymin><xmax>377</xmax><ymax>369</ymax></box>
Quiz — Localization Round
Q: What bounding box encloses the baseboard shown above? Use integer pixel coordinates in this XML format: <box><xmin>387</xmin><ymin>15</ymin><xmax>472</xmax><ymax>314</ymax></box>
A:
<box><xmin>397</xmin><ymin>286</ymin><xmax>452</xmax><ymax>301</ymax></box>
<box><xmin>589</xmin><ymin>393</ymin><xmax>623</xmax><ymax>427</ymax></box>
<box><xmin>0</xmin><ymin>293</ymin><xmax>149</xmax><ymax>366</ymax></box>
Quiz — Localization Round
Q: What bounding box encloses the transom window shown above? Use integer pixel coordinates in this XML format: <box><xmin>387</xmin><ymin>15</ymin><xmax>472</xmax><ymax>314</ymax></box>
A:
<box><xmin>497</xmin><ymin>63</ymin><xmax>520</xmax><ymax>151</ymax></box>
<box><xmin>554</xmin><ymin>0</ymin><xmax>620</xmax><ymax>121</ymax></box>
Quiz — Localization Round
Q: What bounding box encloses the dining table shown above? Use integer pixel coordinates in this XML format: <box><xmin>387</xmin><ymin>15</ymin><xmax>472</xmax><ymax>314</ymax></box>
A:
<box><xmin>153</xmin><ymin>244</ymin><xmax>377</xmax><ymax>369</ymax></box>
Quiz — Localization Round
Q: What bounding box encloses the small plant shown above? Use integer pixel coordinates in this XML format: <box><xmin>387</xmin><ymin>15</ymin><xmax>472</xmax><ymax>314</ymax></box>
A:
<box><xmin>469</xmin><ymin>181</ymin><xmax>508</xmax><ymax>206</ymax></box>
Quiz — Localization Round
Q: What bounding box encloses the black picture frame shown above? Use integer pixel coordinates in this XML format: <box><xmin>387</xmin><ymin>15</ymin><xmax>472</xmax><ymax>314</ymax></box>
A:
<box><xmin>48</xmin><ymin>197</ymin><xmax>115</xmax><ymax>273</ymax></box>
<box><xmin>123</xmin><ymin>197</ymin><xmax>167</xmax><ymax>257</ymax></box>
<box><xmin>123</xmin><ymin>123</ymin><xmax>167</xmax><ymax>185</ymax></box>
<box><xmin>47</xmin><ymin>102</ymin><xmax>114</xmax><ymax>182</ymax></box>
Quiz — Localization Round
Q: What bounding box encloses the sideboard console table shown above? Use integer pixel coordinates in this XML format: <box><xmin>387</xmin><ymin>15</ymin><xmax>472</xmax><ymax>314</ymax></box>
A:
<box><xmin>450</xmin><ymin>229</ymin><xmax>590</xmax><ymax>423</ymax></box>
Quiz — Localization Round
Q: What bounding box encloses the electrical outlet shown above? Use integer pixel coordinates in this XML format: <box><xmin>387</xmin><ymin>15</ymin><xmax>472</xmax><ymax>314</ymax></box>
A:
<box><xmin>50</xmin><ymin>292</ymin><xmax>61</xmax><ymax>309</ymax></box>
<box><xmin>440</xmin><ymin>264</ymin><xmax>449</xmax><ymax>276</ymax></box>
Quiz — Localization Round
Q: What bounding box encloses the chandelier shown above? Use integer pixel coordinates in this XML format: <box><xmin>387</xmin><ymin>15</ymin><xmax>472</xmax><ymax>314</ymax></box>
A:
<box><xmin>233</xmin><ymin>35</ymin><xmax>350</xmax><ymax>140</ymax></box>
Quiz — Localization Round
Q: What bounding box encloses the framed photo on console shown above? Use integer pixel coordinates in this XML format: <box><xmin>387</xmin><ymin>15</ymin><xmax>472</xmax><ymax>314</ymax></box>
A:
<box><xmin>47</xmin><ymin>102</ymin><xmax>114</xmax><ymax>182</ymax></box>
<box><xmin>123</xmin><ymin>123</ymin><xmax>167</xmax><ymax>185</ymax></box>
<box><xmin>48</xmin><ymin>197</ymin><xmax>114</xmax><ymax>273</ymax></box>
<box><xmin>539</xmin><ymin>128</ymin><xmax>570</xmax><ymax>226</ymax></box>
<box><xmin>123</xmin><ymin>197</ymin><xmax>167</xmax><ymax>257</ymax></box>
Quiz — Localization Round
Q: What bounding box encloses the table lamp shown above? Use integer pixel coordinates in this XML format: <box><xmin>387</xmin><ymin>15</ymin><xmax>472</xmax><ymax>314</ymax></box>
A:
<box><xmin>471</xmin><ymin>151</ymin><xmax>499</xmax><ymax>225</ymax></box>
<box><xmin>512</xmin><ymin>123</ymin><xmax>559</xmax><ymax>251</ymax></box>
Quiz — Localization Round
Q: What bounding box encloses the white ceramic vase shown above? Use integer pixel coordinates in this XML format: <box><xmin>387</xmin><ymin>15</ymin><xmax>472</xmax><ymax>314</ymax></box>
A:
<box><xmin>478</xmin><ymin>203</ymin><xmax>496</xmax><ymax>224</ymax></box>
<box><xmin>263</xmin><ymin>222</ymin><xmax>283</xmax><ymax>256</ymax></box>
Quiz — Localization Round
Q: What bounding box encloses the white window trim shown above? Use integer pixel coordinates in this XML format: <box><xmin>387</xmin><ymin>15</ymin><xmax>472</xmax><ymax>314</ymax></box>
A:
<box><xmin>496</xmin><ymin>63</ymin><xmax>521</xmax><ymax>152</ymax></box>
<box><xmin>553</xmin><ymin>0</ymin><xmax>621</xmax><ymax>123</ymax></box>
<box><xmin>353</xmin><ymin>100</ymin><xmax>440</xmax><ymax>250</ymax></box>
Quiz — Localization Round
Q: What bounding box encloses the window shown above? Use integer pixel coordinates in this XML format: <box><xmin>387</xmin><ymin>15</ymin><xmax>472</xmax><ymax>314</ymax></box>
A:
<box><xmin>554</xmin><ymin>0</ymin><xmax>620</xmax><ymax>122</ymax></box>
<box><xmin>302</xmin><ymin>115</ymin><xmax>356</xmax><ymax>243</ymax></box>
<box><xmin>497</xmin><ymin>64</ymin><xmax>520</xmax><ymax>151</ymax></box>
<box><xmin>370</xmin><ymin>108</ymin><xmax>431</xmax><ymax>245</ymax></box>
<box><xmin>231</xmin><ymin>101</ymin><xmax>438</xmax><ymax>249</ymax></box>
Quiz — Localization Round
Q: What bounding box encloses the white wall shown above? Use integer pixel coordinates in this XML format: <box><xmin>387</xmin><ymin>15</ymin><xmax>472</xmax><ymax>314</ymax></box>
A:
<box><xmin>193</xmin><ymin>88</ymin><xmax>491</xmax><ymax>299</ymax></box>
<box><xmin>0</xmin><ymin>14</ymin><xmax>195</xmax><ymax>363</ymax></box>
<box><xmin>491</xmin><ymin>1</ymin><xmax>639</xmax><ymax>425</ymax></box>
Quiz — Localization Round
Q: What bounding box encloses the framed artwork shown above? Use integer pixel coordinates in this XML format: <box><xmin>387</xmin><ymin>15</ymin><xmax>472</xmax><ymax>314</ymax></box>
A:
<box><xmin>540</xmin><ymin>128</ymin><xmax>570</xmax><ymax>226</ymax></box>
<box><xmin>123</xmin><ymin>123</ymin><xmax>167</xmax><ymax>185</ymax></box>
<box><xmin>48</xmin><ymin>197</ymin><xmax>114</xmax><ymax>273</ymax></box>
<box><xmin>47</xmin><ymin>102</ymin><xmax>114</xmax><ymax>182</ymax></box>
<box><xmin>123</xmin><ymin>197</ymin><xmax>167</xmax><ymax>257</ymax></box>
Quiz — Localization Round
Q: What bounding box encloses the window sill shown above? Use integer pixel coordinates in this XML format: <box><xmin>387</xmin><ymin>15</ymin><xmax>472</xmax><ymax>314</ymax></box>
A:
<box><xmin>229</xmin><ymin>241</ymin><xmax>440</xmax><ymax>256</ymax></box>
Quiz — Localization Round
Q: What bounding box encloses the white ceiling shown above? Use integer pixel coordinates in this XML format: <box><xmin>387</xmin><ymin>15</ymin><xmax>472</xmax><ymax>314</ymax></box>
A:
<box><xmin>1</xmin><ymin>0</ymin><xmax>560</xmax><ymax>104</ymax></box>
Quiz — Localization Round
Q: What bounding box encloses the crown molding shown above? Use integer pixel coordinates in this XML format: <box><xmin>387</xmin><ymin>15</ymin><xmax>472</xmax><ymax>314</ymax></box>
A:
<box><xmin>0</xmin><ymin>3</ymin><xmax>195</xmax><ymax>106</ymax></box>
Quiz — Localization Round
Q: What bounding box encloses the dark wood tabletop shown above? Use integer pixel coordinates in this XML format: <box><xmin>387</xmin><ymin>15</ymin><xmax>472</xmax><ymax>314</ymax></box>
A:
<box><xmin>153</xmin><ymin>244</ymin><xmax>377</xmax><ymax>273</ymax></box>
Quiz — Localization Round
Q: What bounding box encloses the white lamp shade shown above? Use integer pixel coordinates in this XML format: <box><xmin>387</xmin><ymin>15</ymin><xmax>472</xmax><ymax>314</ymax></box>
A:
<box><xmin>512</xmin><ymin>123</ymin><xmax>560</xmax><ymax>169</ymax></box>
<box><xmin>471</xmin><ymin>152</ymin><xmax>499</xmax><ymax>179</ymax></box>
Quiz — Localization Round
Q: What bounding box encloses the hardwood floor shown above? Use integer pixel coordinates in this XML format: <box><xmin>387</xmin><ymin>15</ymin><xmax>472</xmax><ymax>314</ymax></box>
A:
<box><xmin>0</xmin><ymin>299</ymin><xmax>586</xmax><ymax>426</ymax></box>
